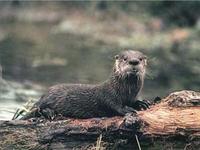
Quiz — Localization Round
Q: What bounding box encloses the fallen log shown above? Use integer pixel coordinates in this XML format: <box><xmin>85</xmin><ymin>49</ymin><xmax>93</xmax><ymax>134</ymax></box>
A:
<box><xmin>0</xmin><ymin>90</ymin><xmax>199</xmax><ymax>149</ymax></box>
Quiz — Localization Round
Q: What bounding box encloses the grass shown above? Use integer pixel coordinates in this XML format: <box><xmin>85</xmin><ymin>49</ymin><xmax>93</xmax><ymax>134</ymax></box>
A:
<box><xmin>12</xmin><ymin>99</ymin><xmax>35</xmax><ymax>120</ymax></box>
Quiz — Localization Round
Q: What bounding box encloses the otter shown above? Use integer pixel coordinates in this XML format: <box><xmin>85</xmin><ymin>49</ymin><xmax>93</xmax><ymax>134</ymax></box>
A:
<box><xmin>21</xmin><ymin>50</ymin><xmax>148</xmax><ymax>120</ymax></box>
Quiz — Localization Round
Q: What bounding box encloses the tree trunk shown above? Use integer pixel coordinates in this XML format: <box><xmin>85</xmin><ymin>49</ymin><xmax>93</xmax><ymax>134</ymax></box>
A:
<box><xmin>0</xmin><ymin>90</ymin><xmax>199</xmax><ymax>150</ymax></box>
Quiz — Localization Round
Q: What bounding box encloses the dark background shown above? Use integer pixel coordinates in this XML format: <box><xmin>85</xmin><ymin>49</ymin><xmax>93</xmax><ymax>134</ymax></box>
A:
<box><xmin>0</xmin><ymin>1</ymin><xmax>199</xmax><ymax>119</ymax></box>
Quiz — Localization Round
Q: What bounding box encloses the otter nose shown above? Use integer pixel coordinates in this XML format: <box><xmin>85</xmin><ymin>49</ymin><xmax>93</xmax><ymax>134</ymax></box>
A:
<box><xmin>129</xmin><ymin>59</ymin><xmax>139</xmax><ymax>66</ymax></box>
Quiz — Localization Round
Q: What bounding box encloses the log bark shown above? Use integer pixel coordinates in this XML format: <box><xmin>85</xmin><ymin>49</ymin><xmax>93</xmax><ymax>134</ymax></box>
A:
<box><xmin>0</xmin><ymin>90</ymin><xmax>200</xmax><ymax>150</ymax></box>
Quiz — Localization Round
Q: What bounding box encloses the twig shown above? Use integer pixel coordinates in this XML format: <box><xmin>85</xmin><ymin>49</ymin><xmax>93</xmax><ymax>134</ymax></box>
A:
<box><xmin>135</xmin><ymin>134</ymin><xmax>141</xmax><ymax>150</ymax></box>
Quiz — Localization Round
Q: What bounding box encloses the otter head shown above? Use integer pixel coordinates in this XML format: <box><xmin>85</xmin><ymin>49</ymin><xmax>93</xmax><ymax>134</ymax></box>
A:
<box><xmin>113</xmin><ymin>50</ymin><xmax>147</xmax><ymax>79</ymax></box>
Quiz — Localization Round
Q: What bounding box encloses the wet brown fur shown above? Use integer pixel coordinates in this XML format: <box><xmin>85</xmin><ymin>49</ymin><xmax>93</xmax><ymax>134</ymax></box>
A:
<box><xmin>21</xmin><ymin>50</ymin><xmax>147</xmax><ymax>119</ymax></box>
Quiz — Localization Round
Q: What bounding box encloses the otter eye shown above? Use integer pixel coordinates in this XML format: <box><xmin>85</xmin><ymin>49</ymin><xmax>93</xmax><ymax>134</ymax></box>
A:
<box><xmin>123</xmin><ymin>57</ymin><xmax>127</xmax><ymax>61</ymax></box>
<box><xmin>139</xmin><ymin>58</ymin><xmax>143</xmax><ymax>61</ymax></box>
<box><xmin>115</xmin><ymin>55</ymin><xmax>119</xmax><ymax>60</ymax></box>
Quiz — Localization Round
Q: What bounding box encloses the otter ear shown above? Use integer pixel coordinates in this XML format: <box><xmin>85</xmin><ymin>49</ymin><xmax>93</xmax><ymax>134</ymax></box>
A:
<box><xmin>144</xmin><ymin>57</ymin><xmax>147</xmax><ymax>66</ymax></box>
<box><xmin>143</xmin><ymin>55</ymin><xmax>147</xmax><ymax>59</ymax></box>
<box><xmin>115</xmin><ymin>55</ymin><xmax>119</xmax><ymax>60</ymax></box>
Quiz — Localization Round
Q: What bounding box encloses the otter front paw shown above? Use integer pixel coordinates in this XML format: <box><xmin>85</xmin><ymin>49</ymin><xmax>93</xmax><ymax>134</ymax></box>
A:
<box><xmin>124</xmin><ymin>106</ymin><xmax>137</xmax><ymax>114</ymax></box>
<box><xmin>134</xmin><ymin>100</ymin><xmax>150</xmax><ymax>111</ymax></box>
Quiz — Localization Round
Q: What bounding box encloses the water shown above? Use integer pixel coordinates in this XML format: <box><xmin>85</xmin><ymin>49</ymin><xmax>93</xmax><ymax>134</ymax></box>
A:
<box><xmin>0</xmin><ymin>79</ymin><xmax>43</xmax><ymax>120</ymax></box>
<box><xmin>0</xmin><ymin>100</ymin><xmax>22</xmax><ymax>120</ymax></box>
<box><xmin>0</xmin><ymin>3</ymin><xmax>199</xmax><ymax>120</ymax></box>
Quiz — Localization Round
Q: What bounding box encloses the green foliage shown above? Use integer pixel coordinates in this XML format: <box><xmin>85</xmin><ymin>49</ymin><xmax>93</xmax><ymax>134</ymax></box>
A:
<box><xmin>149</xmin><ymin>1</ymin><xmax>200</xmax><ymax>26</ymax></box>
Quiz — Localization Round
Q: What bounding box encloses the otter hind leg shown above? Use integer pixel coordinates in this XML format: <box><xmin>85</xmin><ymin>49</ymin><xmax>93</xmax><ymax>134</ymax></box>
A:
<box><xmin>40</xmin><ymin>108</ymin><xmax>56</xmax><ymax>120</ymax></box>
